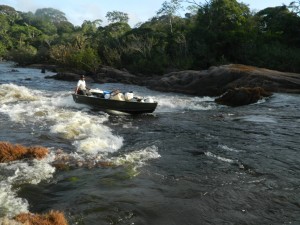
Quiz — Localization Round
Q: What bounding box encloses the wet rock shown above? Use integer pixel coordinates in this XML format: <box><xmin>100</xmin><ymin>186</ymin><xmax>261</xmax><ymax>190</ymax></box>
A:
<box><xmin>215</xmin><ymin>87</ymin><xmax>272</xmax><ymax>107</ymax></box>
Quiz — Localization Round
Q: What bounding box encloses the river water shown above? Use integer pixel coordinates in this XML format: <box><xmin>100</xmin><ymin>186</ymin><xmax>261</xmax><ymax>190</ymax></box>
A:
<box><xmin>0</xmin><ymin>61</ymin><xmax>299</xmax><ymax>225</ymax></box>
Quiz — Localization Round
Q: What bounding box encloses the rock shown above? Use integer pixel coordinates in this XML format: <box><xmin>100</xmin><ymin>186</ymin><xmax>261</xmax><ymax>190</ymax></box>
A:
<box><xmin>215</xmin><ymin>87</ymin><xmax>272</xmax><ymax>106</ymax></box>
<box><xmin>92</xmin><ymin>66</ymin><xmax>142</xmax><ymax>84</ymax></box>
<box><xmin>147</xmin><ymin>64</ymin><xmax>300</xmax><ymax>96</ymax></box>
<box><xmin>45</xmin><ymin>72</ymin><xmax>92</xmax><ymax>82</ymax></box>
<box><xmin>44</xmin><ymin>64</ymin><xmax>300</xmax><ymax>99</ymax></box>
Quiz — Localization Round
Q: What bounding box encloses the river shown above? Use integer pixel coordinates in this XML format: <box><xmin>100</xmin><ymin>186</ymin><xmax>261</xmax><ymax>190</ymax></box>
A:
<box><xmin>0</xmin><ymin>61</ymin><xmax>299</xmax><ymax>225</ymax></box>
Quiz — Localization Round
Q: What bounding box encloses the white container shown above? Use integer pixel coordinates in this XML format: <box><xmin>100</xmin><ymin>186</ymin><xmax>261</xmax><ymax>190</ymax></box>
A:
<box><xmin>110</xmin><ymin>93</ymin><xmax>125</xmax><ymax>101</ymax></box>
<box><xmin>125</xmin><ymin>92</ymin><xmax>134</xmax><ymax>101</ymax></box>
<box><xmin>145</xmin><ymin>98</ymin><xmax>154</xmax><ymax>103</ymax></box>
<box><xmin>104</xmin><ymin>94</ymin><xmax>111</xmax><ymax>99</ymax></box>
<box><xmin>90</xmin><ymin>88</ymin><xmax>103</xmax><ymax>94</ymax></box>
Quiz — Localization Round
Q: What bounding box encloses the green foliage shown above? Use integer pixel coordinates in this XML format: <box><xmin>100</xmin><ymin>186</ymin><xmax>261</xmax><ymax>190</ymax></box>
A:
<box><xmin>256</xmin><ymin>6</ymin><xmax>300</xmax><ymax>47</ymax></box>
<box><xmin>106</xmin><ymin>11</ymin><xmax>129</xmax><ymax>24</ymax></box>
<box><xmin>189</xmin><ymin>0</ymin><xmax>257</xmax><ymax>67</ymax></box>
<box><xmin>68</xmin><ymin>47</ymin><xmax>102</xmax><ymax>73</ymax></box>
<box><xmin>7</xmin><ymin>45</ymin><xmax>37</xmax><ymax>65</ymax></box>
<box><xmin>0</xmin><ymin>5</ymin><xmax>20</xmax><ymax>24</ymax></box>
<box><xmin>0</xmin><ymin>41</ymin><xmax>7</xmax><ymax>57</ymax></box>
<box><xmin>56</xmin><ymin>21</ymin><xmax>75</xmax><ymax>35</ymax></box>
<box><xmin>35</xmin><ymin>8</ymin><xmax>68</xmax><ymax>24</ymax></box>
<box><xmin>156</xmin><ymin>0</ymin><xmax>183</xmax><ymax>33</ymax></box>
<box><xmin>1</xmin><ymin>1</ymin><xmax>300</xmax><ymax>75</ymax></box>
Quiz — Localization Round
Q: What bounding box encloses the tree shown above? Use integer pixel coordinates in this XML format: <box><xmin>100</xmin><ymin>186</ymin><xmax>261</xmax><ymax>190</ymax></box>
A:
<box><xmin>106</xmin><ymin>11</ymin><xmax>129</xmax><ymax>24</ymax></box>
<box><xmin>69</xmin><ymin>47</ymin><xmax>102</xmax><ymax>73</ymax></box>
<box><xmin>256</xmin><ymin>6</ymin><xmax>300</xmax><ymax>47</ymax></box>
<box><xmin>56</xmin><ymin>21</ymin><xmax>75</xmax><ymax>35</ymax></box>
<box><xmin>0</xmin><ymin>14</ymin><xmax>11</xmax><ymax>45</ymax></box>
<box><xmin>8</xmin><ymin>45</ymin><xmax>37</xmax><ymax>65</ymax></box>
<box><xmin>0</xmin><ymin>41</ymin><xmax>7</xmax><ymax>57</ymax></box>
<box><xmin>190</xmin><ymin>0</ymin><xmax>252</xmax><ymax>66</ymax></box>
<box><xmin>157</xmin><ymin>0</ymin><xmax>183</xmax><ymax>33</ymax></box>
<box><xmin>0</xmin><ymin>5</ymin><xmax>20</xmax><ymax>24</ymax></box>
<box><xmin>81</xmin><ymin>19</ymin><xmax>102</xmax><ymax>37</ymax></box>
<box><xmin>289</xmin><ymin>0</ymin><xmax>300</xmax><ymax>15</ymax></box>
<box><xmin>35</xmin><ymin>8</ymin><xmax>68</xmax><ymax>24</ymax></box>
<box><xmin>102</xmin><ymin>22</ymin><xmax>131</xmax><ymax>38</ymax></box>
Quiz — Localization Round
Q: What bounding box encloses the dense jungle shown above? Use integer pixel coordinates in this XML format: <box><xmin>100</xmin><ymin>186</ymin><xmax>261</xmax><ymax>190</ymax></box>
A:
<box><xmin>1</xmin><ymin>0</ymin><xmax>300</xmax><ymax>75</ymax></box>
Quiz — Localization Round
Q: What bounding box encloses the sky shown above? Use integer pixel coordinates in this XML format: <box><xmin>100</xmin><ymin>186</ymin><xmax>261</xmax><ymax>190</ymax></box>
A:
<box><xmin>1</xmin><ymin>0</ymin><xmax>293</xmax><ymax>27</ymax></box>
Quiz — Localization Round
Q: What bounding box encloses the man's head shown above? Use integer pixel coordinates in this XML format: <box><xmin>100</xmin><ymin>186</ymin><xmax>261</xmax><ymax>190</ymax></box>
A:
<box><xmin>80</xmin><ymin>75</ymin><xmax>85</xmax><ymax>80</ymax></box>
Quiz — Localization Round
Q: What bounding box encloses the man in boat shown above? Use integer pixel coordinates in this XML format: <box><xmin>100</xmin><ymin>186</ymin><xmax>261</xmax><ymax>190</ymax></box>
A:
<box><xmin>75</xmin><ymin>75</ymin><xmax>90</xmax><ymax>95</ymax></box>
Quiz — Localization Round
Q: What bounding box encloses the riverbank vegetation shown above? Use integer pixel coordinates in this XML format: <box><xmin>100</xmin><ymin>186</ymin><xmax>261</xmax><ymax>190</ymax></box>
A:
<box><xmin>0</xmin><ymin>0</ymin><xmax>300</xmax><ymax>75</ymax></box>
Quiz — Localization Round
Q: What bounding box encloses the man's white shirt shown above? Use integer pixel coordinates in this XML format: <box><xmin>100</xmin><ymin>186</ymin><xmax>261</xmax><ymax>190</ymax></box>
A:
<box><xmin>77</xmin><ymin>80</ymin><xmax>86</xmax><ymax>90</ymax></box>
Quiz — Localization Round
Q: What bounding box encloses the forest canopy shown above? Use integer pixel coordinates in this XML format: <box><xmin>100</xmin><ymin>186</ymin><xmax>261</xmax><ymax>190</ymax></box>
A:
<box><xmin>0</xmin><ymin>0</ymin><xmax>300</xmax><ymax>75</ymax></box>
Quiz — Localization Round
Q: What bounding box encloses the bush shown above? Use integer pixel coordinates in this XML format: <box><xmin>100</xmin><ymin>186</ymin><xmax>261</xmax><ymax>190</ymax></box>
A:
<box><xmin>7</xmin><ymin>45</ymin><xmax>37</xmax><ymax>66</ymax></box>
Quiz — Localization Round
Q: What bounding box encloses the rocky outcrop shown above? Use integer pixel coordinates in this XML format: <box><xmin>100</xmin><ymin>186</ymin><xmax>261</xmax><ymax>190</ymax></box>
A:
<box><xmin>147</xmin><ymin>64</ymin><xmax>300</xmax><ymax>96</ymax></box>
<box><xmin>45</xmin><ymin>64</ymin><xmax>300</xmax><ymax>98</ymax></box>
<box><xmin>215</xmin><ymin>87</ymin><xmax>272</xmax><ymax>106</ymax></box>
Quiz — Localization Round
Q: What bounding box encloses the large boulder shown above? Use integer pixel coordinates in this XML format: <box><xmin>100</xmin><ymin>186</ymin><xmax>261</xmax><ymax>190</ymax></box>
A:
<box><xmin>147</xmin><ymin>64</ymin><xmax>300</xmax><ymax>96</ymax></box>
<box><xmin>215</xmin><ymin>87</ymin><xmax>272</xmax><ymax>106</ymax></box>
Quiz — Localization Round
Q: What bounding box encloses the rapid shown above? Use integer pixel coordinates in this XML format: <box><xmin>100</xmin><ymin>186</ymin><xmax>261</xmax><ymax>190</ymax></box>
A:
<box><xmin>0</xmin><ymin>62</ymin><xmax>299</xmax><ymax>224</ymax></box>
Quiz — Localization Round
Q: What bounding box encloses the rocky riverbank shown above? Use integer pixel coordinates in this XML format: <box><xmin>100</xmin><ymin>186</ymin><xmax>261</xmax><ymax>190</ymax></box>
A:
<box><xmin>44</xmin><ymin>64</ymin><xmax>300</xmax><ymax>106</ymax></box>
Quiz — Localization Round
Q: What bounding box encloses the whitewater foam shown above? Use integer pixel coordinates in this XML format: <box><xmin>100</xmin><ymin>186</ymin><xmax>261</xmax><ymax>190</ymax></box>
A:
<box><xmin>0</xmin><ymin>84</ymin><xmax>124</xmax><ymax>155</ymax></box>
<box><xmin>218</xmin><ymin>144</ymin><xmax>241</xmax><ymax>152</ymax></box>
<box><xmin>156</xmin><ymin>95</ymin><xmax>216</xmax><ymax>112</ymax></box>
<box><xmin>111</xmin><ymin>145</ymin><xmax>161</xmax><ymax>167</ymax></box>
<box><xmin>205</xmin><ymin>151</ymin><xmax>236</xmax><ymax>164</ymax></box>
<box><xmin>0</xmin><ymin>83</ymin><xmax>38</xmax><ymax>104</ymax></box>
<box><xmin>0</xmin><ymin>154</ymin><xmax>55</xmax><ymax>217</ymax></box>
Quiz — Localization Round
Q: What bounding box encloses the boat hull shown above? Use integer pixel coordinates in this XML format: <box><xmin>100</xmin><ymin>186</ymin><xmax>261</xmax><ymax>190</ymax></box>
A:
<box><xmin>72</xmin><ymin>94</ymin><xmax>157</xmax><ymax>114</ymax></box>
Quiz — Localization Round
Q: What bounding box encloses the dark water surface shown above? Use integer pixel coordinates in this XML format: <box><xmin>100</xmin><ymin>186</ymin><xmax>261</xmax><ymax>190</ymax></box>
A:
<box><xmin>0</xmin><ymin>62</ymin><xmax>299</xmax><ymax>224</ymax></box>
